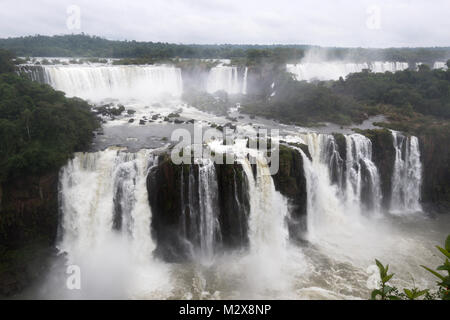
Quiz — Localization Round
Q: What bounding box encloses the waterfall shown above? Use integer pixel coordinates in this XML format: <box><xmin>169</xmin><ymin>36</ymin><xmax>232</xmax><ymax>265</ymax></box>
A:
<box><xmin>294</xmin><ymin>134</ymin><xmax>348</xmax><ymax>241</ymax></box>
<box><xmin>344</xmin><ymin>134</ymin><xmax>382</xmax><ymax>213</ymax></box>
<box><xmin>240</xmin><ymin>156</ymin><xmax>289</xmax><ymax>253</ymax></box>
<box><xmin>286</xmin><ymin>61</ymin><xmax>409</xmax><ymax>81</ymax></box>
<box><xmin>40</xmin><ymin>65</ymin><xmax>183</xmax><ymax>101</ymax></box>
<box><xmin>57</xmin><ymin>147</ymin><xmax>176</xmax><ymax>298</ymax></box>
<box><xmin>390</xmin><ymin>131</ymin><xmax>422</xmax><ymax>214</ymax></box>
<box><xmin>242</xmin><ymin>67</ymin><xmax>248</xmax><ymax>95</ymax></box>
<box><xmin>370</xmin><ymin>61</ymin><xmax>409</xmax><ymax>73</ymax></box>
<box><xmin>236</xmin><ymin>152</ymin><xmax>291</xmax><ymax>292</ymax></box>
<box><xmin>206</xmin><ymin>66</ymin><xmax>245</xmax><ymax>94</ymax></box>
<box><xmin>196</xmin><ymin>159</ymin><xmax>221</xmax><ymax>260</ymax></box>
<box><xmin>300</xmin><ymin>133</ymin><xmax>381</xmax><ymax>214</ymax></box>
<box><xmin>58</xmin><ymin>147</ymin><xmax>155</xmax><ymax>258</ymax></box>
<box><xmin>433</xmin><ymin>61</ymin><xmax>448</xmax><ymax>70</ymax></box>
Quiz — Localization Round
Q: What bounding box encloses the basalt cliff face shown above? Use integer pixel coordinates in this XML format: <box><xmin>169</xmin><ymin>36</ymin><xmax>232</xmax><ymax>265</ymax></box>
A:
<box><xmin>147</xmin><ymin>153</ymin><xmax>251</xmax><ymax>262</ymax></box>
<box><xmin>0</xmin><ymin>172</ymin><xmax>59</xmax><ymax>296</ymax></box>
<box><xmin>419</xmin><ymin>134</ymin><xmax>450</xmax><ymax>213</ymax></box>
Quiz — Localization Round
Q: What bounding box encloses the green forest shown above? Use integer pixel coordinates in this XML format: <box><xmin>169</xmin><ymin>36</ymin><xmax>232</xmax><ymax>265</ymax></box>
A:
<box><xmin>0</xmin><ymin>49</ymin><xmax>99</xmax><ymax>182</ymax></box>
<box><xmin>1</xmin><ymin>34</ymin><xmax>450</xmax><ymax>64</ymax></box>
<box><xmin>241</xmin><ymin>61</ymin><xmax>450</xmax><ymax>132</ymax></box>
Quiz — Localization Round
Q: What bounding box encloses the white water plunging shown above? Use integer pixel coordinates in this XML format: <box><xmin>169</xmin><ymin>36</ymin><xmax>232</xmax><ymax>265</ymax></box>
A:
<box><xmin>41</xmin><ymin>65</ymin><xmax>183</xmax><ymax>101</ymax></box>
<box><xmin>433</xmin><ymin>61</ymin><xmax>448</xmax><ymax>70</ymax></box>
<box><xmin>57</xmin><ymin>148</ymin><xmax>173</xmax><ymax>298</ymax></box>
<box><xmin>206</xmin><ymin>66</ymin><xmax>246</xmax><ymax>94</ymax></box>
<box><xmin>297</xmin><ymin>137</ymin><xmax>346</xmax><ymax>241</ymax></box>
<box><xmin>344</xmin><ymin>134</ymin><xmax>382</xmax><ymax>213</ymax></box>
<box><xmin>58</xmin><ymin>148</ymin><xmax>155</xmax><ymax>258</ymax></box>
<box><xmin>390</xmin><ymin>131</ymin><xmax>422</xmax><ymax>214</ymax></box>
<box><xmin>196</xmin><ymin>158</ymin><xmax>221</xmax><ymax>261</ymax></box>
<box><xmin>242</xmin><ymin>67</ymin><xmax>248</xmax><ymax>95</ymax></box>
<box><xmin>299</xmin><ymin>133</ymin><xmax>381</xmax><ymax>216</ymax></box>
<box><xmin>286</xmin><ymin>61</ymin><xmax>409</xmax><ymax>81</ymax></box>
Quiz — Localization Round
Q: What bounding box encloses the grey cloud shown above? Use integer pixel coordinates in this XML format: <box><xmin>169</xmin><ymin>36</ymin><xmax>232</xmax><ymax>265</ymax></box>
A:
<box><xmin>0</xmin><ymin>0</ymin><xmax>449</xmax><ymax>47</ymax></box>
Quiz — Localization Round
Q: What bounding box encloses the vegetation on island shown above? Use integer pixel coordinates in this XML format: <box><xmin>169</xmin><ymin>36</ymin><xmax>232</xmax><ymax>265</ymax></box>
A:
<box><xmin>241</xmin><ymin>61</ymin><xmax>450</xmax><ymax>128</ymax></box>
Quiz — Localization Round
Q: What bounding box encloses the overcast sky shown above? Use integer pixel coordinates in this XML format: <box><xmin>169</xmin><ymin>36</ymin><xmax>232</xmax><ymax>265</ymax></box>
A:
<box><xmin>1</xmin><ymin>0</ymin><xmax>449</xmax><ymax>47</ymax></box>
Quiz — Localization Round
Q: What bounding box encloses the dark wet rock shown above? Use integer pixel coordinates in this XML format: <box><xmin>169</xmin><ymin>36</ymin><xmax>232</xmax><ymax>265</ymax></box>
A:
<box><xmin>139</xmin><ymin>119</ymin><xmax>146</xmax><ymax>125</ymax></box>
<box><xmin>0</xmin><ymin>173</ymin><xmax>59</xmax><ymax>296</ymax></box>
<box><xmin>226</xmin><ymin>116</ymin><xmax>238</xmax><ymax>122</ymax></box>
<box><xmin>128</xmin><ymin>118</ymin><xmax>135</xmax><ymax>123</ymax></box>
<box><xmin>419</xmin><ymin>133</ymin><xmax>450</xmax><ymax>213</ymax></box>
<box><xmin>224</xmin><ymin>123</ymin><xmax>236</xmax><ymax>130</ymax></box>
<box><xmin>272</xmin><ymin>145</ymin><xmax>308</xmax><ymax>241</ymax></box>
<box><xmin>147</xmin><ymin>153</ymin><xmax>250</xmax><ymax>262</ymax></box>
<box><xmin>358</xmin><ymin>129</ymin><xmax>395</xmax><ymax>210</ymax></box>
<box><xmin>94</xmin><ymin>104</ymin><xmax>125</xmax><ymax>117</ymax></box>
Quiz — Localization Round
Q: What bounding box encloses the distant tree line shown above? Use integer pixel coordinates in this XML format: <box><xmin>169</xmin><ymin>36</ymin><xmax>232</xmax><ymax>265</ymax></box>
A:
<box><xmin>1</xmin><ymin>34</ymin><xmax>450</xmax><ymax>65</ymax></box>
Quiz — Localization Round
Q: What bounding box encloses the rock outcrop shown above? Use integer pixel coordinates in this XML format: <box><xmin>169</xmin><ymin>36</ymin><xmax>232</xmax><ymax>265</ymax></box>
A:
<box><xmin>419</xmin><ymin>133</ymin><xmax>450</xmax><ymax>213</ymax></box>
<box><xmin>147</xmin><ymin>153</ymin><xmax>250</xmax><ymax>262</ymax></box>
<box><xmin>272</xmin><ymin>145</ymin><xmax>308</xmax><ymax>241</ymax></box>
<box><xmin>0</xmin><ymin>172</ymin><xmax>59</xmax><ymax>296</ymax></box>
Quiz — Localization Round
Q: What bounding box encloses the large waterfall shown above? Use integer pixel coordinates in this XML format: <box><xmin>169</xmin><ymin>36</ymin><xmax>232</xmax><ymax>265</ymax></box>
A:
<box><xmin>206</xmin><ymin>66</ymin><xmax>247</xmax><ymax>94</ymax></box>
<box><xmin>59</xmin><ymin>148</ymin><xmax>155</xmax><ymax>258</ymax></box>
<box><xmin>50</xmin><ymin>127</ymin><xmax>435</xmax><ymax>299</ymax></box>
<box><xmin>57</xmin><ymin>148</ymin><xmax>173</xmax><ymax>298</ymax></box>
<box><xmin>20</xmin><ymin>53</ymin><xmax>446</xmax><ymax>300</ymax></box>
<box><xmin>286</xmin><ymin>61</ymin><xmax>409</xmax><ymax>81</ymax></box>
<box><xmin>390</xmin><ymin>131</ymin><xmax>423</xmax><ymax>214</ymax></box>
<box><xmin>292</xmin><ymin>133</ymin><xmax>382</xmax><ymax>244</ymax></box>
<box><xmin>39</xmin><ymin>65</ymin><xmax>183</xmax><ymax>101</ymax></box>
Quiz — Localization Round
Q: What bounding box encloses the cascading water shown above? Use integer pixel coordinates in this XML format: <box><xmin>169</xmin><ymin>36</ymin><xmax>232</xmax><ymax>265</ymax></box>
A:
<box><xmin>370</xmin><ymin>61</ymin><xmax>409</xmax><ymax>73</ymax></box>
<box><xmin>344</xmin><ymin>134</ymin><xmax>382</xmax><ymax>213</ymax></box>
<box><xmin>237</xmin><ymin>150</ymin><xmax>292</xmax><ymax>294</ymax></box>
<box><xmin>23</xmin><ymin>58</ymin><xmax>446</xmax><ymax>300</ymax></box>
<box><xmin>40</xmin><ymin>65</ymin><xmax>183</xmax><ymax>101</ymax></box>
<box><xmin>293</xmin><ymin>134</ymin><xmax>349</xmax><ymax>241</ymax></box>
<box><xmin>300</xmin><ymin>133</ymin><xmax>381</xmax><ymax>215</ymax></box>
<box><xmin>57</xmin><ymin>147</ymin><xmax>172</xmax><ymax>298</ymax></box>
<box><xmin>242</xmin><ymin>67</ymin><xmax>248</xmax><ymax>95</ymax></box>
<box><xmin>390</xmin><ymin>131</ymin><xmax>422</xmax><ymax>214</ymax></box>
<box><xmin>286</xmin><ymin>61</ymin><xmax>409</xmax><ymax>81</ymax></box>
<box><xmin>433</xmin><ymin>61</ymin><xmax>448</xmax><ymax>70</ymax></box>
<box><xmin>195</xmin><ymin>159</ymin><xmax>221</xmax><ymax>261</ymax></box>
<box><xmin>206</xmin><ymin>66</ymin><xmax>246</xmax><ymax>94</ymax></box>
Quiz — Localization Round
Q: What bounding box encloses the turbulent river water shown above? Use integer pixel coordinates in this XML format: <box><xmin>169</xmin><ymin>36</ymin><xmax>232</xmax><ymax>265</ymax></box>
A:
<box><xmin>21</xmin><ymin>61</ymin><xmax>450</xmax><ymax>300</ymax></box>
